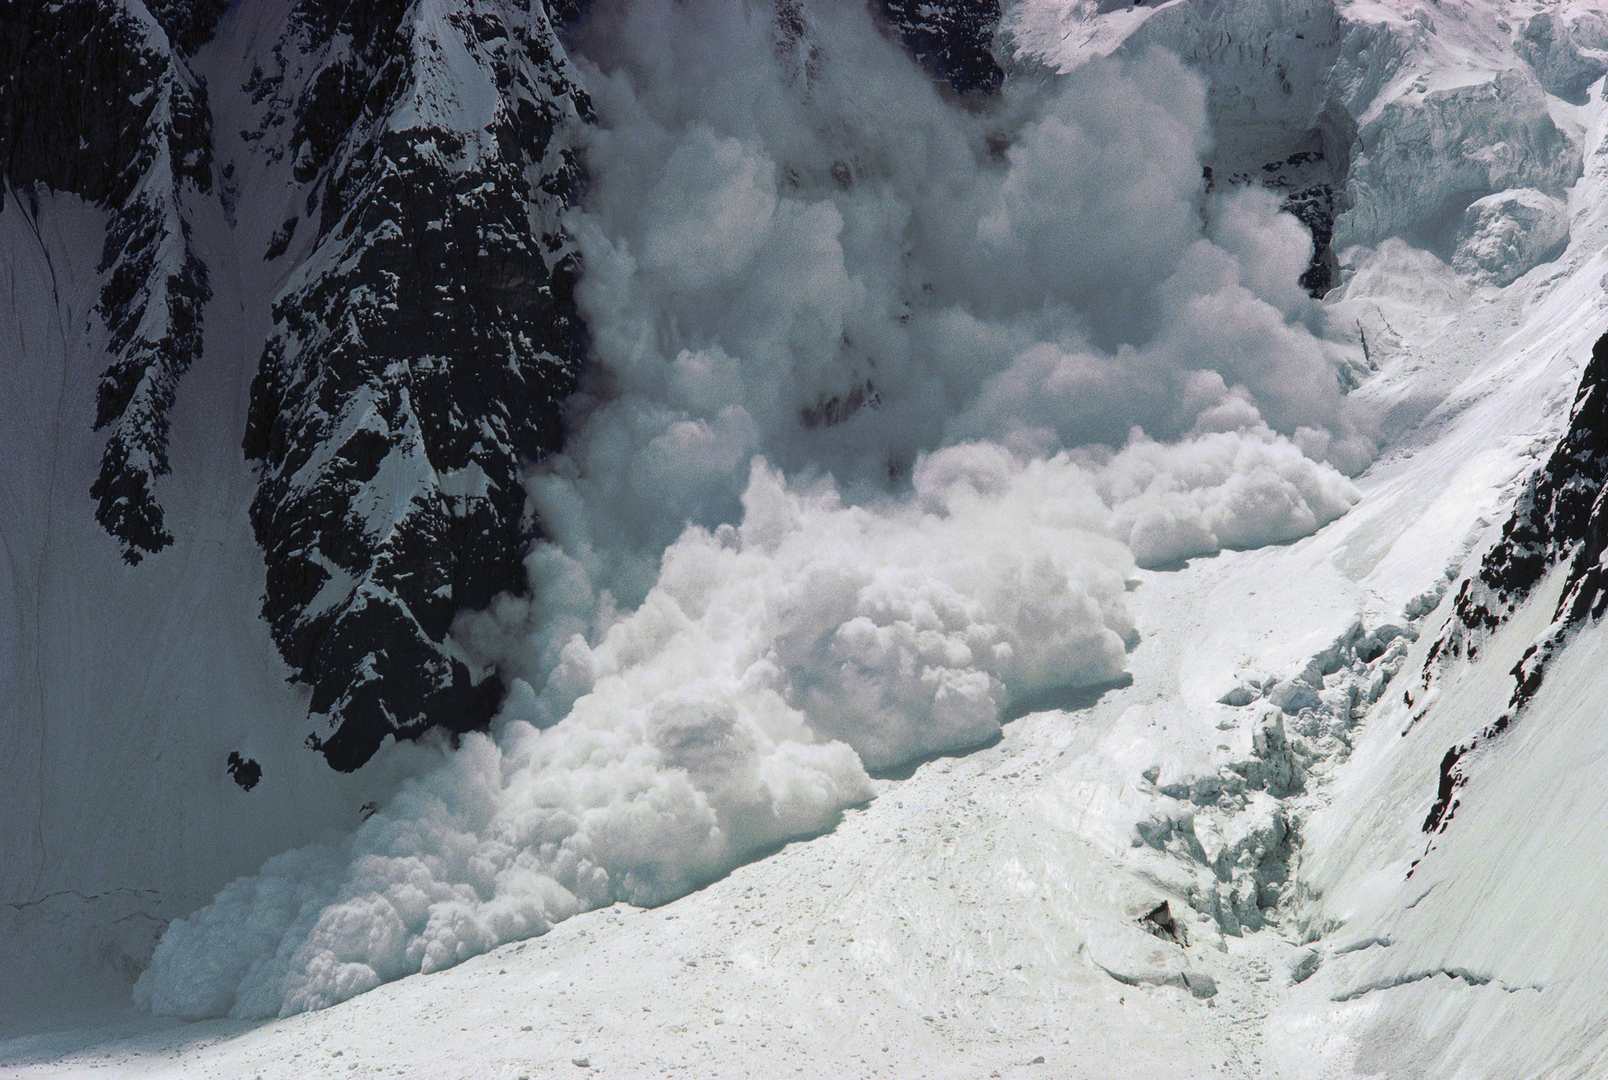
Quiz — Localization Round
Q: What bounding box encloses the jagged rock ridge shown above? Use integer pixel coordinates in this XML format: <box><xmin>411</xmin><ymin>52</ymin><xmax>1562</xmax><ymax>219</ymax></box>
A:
<box><xmin>1418</xmin><ymin>329</ymin><xmax>1608</xmax><ymax>837</ymax></box>
<box><xmin>240</xmin><ymin>0</ymin><xmax>592</xmax><ymax>770</ymax></box>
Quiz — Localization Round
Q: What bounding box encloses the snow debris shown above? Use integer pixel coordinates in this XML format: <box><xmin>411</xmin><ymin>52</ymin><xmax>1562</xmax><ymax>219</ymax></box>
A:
<box><xmin>1131</xmin><ymin>604</ymin><xmax>1428</xmax><ymax>938</ymax></box>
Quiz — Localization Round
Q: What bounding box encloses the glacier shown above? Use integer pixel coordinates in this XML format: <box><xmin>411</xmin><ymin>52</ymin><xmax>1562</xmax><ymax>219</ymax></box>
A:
<box><xmin>6</xmin><ymin>0</ymin><xmax>1608</xmax><ymax>1077</ymax></box>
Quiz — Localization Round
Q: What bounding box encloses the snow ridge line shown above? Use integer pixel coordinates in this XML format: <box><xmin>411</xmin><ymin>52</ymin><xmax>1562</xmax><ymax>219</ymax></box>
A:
<box><xmin>1413</xmin><ymin>329</ymin><xmax>1608</xmax><ymax>842</ymax></box>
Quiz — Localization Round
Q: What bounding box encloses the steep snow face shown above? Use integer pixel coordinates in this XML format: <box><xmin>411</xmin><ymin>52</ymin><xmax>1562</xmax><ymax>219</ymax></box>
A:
<box><xmin>0</xmin><ymin>104</ymin><xmax>409</xmax><ymax>1041</ymax></box>
<box><xmin>0</xmin><ymin>0</ymin><xmax>593</xmax><ymax>1023</ymax></box>
<box><xmin>1417</xmin><ymin>332</ymin><xmax>1608</xmax><ymax>843</ymax></box>
<box><xmin>14</xmin><ymin>0</ymin><xmax>1608</xmax><ymax>1072</ymax></box>
<box><xmin>1273</xmin><ymin>423</ymin><xmax>1608</xmax><ymax>1076</ymax></box>
<box><xmin>1251</xmin><ymin>14</ymin><xmax>1608</xmax><ymax>1065</ymax></box>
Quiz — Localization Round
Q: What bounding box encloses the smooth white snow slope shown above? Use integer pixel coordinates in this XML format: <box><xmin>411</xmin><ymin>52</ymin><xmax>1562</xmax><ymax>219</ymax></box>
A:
<box><xmin>10</xmin><ymin>0</ymin><xmax>1608</xmax><ymax>1076</ymax></box>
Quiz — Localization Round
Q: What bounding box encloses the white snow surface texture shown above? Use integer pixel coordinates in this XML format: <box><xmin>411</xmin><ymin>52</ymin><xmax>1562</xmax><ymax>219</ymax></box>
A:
<box><xmin>10</xmin><ymin>0</ymin><xmax>1608</xmax><ymax>1075</ymax></box>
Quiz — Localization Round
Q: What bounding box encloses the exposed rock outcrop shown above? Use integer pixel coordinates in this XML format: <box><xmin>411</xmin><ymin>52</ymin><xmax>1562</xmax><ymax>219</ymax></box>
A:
<box><xmin>874</xmin><ymin>0</ymin><xmax>1003</xmax><ymax>97</ymax></box>
<box><xmin>239</xmin><ymin>0</ymin><xmax>591</xmax><ymax>769</ymax></box>
<box><xmin>1419</xmin><ymin>330</ymin><xmax>1608</xmax><ymax>836</ymax></box>
<box><xmin>0</xmin><ymin>0</ymin><xmax>216</xmax><ymax>563</ymax></box>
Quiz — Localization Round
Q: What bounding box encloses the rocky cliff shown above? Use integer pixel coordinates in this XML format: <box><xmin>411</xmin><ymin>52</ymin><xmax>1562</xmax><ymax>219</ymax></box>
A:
<box><xmin>0</xmin><ymin>0</ymin><xmax>1011</xmax><ymax>779</ymax></box>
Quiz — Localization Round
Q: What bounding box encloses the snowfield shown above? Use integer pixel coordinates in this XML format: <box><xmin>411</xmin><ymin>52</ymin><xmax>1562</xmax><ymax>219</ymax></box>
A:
<box><xmin>8</xmin><ymin>0</ymin><xmax>1608</xmax><ymax>1076</ymax></box>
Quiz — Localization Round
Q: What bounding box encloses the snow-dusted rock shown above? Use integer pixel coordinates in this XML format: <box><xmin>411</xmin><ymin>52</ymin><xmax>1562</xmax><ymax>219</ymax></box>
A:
<box><xmin>1287</xmin><ymin>945</ymin><xmax>1321</xmax><ymax>984</ymax></box>
<box><xmin>874</xmin><ymin>0</ymin><xmax>1002</xmax><ymax>96</ymax></box>
<box><xmin>0</xmin><ymin>0</ymin><xmax>216</xmax><ymax>562</ymax></box>
<box><xmin>1419</xmin><ymin>330</ymin><xmax>1608</xmax><ymax>836</ymax></box>
<box><xmin>240</xmin><ymin>0</ymin><xmax>591</xmax><ymax>769</ymax></box>
<box><xmin>1084</xmin><ymin>921</ymin><xmax>1216</xmax><ymax>998</ymax></box>
<box><xmin>1</xmin><ymin>0</ymin><xmax>594</xmax><ymax>769</ymax></box>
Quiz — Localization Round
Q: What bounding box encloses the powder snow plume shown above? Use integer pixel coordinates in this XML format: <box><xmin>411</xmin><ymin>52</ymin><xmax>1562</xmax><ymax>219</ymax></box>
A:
<box><xmin>137</xmin><ymin>0</ymin><xmax>1367</xmax><ymax>1020</ymax></box>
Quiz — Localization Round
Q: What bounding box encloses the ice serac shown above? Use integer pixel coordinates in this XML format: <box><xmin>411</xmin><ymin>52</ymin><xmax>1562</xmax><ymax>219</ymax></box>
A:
<box><xmin>1003</xmin><ymin>0</ymin><xmax>1590</xmax><ymax>298</ymax></box>
<box><xmin>1418</xmin><ymin>329</ymin><xmax>1608</xmax><ymax>836</ymax></box>
<box><xmin>1515</xmin><ymin>7</ymin><xmax>1608</xmax><ymax>105</ymax></box>
<box><xmin>239</xmin><ymin>0</ymin><xmax>590</xmax><ymax>770</ymax></box>
<box><xmin>0</xmin><ymin>0</ymin><xmax>219</xmax><ymax>563</ymax></box>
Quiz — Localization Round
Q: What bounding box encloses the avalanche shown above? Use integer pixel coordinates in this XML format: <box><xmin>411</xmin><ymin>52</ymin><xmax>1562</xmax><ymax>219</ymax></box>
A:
<box><xmin>6</xmin><ymin>0</ymin><xmax>1608</xmax><ymax>1077</ymax></box>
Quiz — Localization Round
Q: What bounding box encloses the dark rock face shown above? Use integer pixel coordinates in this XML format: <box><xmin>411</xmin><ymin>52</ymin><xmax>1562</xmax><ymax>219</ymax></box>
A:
<box><xmin>240</xmin><ymin>0</ymin><xmax>590</xmax><ymax>770</ymax></box>
<box><xmin>0</xmin><ymin>0</ymin><xmax>1022</xmax><ymax>777</ymax></box>
<box><xmin>4</xmin><ymin>0</ymin><xmax>589</xmax><ymax>771</ymax></box>
<box><xmin>1454</xmin><ymin>333</ymin><xmax>1608</xmax><ymax>636</ymax></box>
<box><xmin>1417</xmin><ymin>330</ymin><xmax>1608</xmax><ymax>838</ymax></box>
<box><xmin>1284</xmin><ymin>183</ymin><xmax>1338</xmax><ymax>298</ymax></box>
<box><xmin>0</xmin><ymin>0</ymin><xmax>216</xmax><ymax>563</ymax></box>
<box><xmin>874</xmin><ymin>0</ymin><xmax>1003</xmax><ymax>97</ymax></box>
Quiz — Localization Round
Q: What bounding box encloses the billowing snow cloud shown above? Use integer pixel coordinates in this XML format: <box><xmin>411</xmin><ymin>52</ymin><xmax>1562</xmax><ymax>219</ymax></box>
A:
<box><xmin>136</xmin><ymin>0</ymin><xmax>1366</xmax><ymax>1020</ymax></box>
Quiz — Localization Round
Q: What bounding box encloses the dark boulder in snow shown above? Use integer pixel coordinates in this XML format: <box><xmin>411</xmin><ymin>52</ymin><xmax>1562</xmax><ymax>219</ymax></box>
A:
<box><xmin>225</xmin><ymin>751</ymin><xmax>262</xmax><ymax>791</ymax></box>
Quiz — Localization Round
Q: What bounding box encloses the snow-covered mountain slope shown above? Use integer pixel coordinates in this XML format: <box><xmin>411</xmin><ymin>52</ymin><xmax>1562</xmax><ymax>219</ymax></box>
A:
<box><xmin>0</xmin><ymin>0</ymin><xmax>592</xmax><ymax>1024</ymax></box>
<box><xmin>231</xmin><ymin>0</ymin><xmax>591</xmax><ymax>771</ymax></box>
<box><xmin>9</xmin><ymin>0</ymin><xmax>1608</xmax><ymax>1076</ymax></box>
<box><xmin>1268</xmin><ymin>334</ymin><xmax>1608</xmax><ymax>1075</ymax></box>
